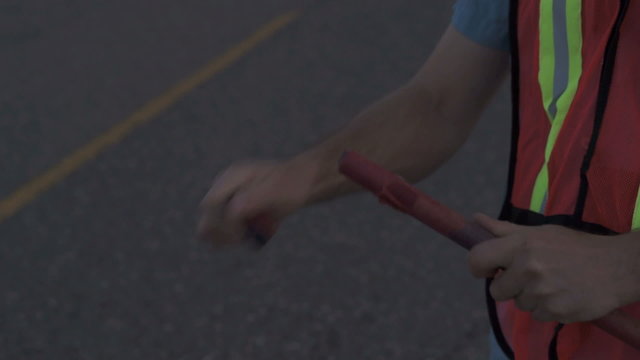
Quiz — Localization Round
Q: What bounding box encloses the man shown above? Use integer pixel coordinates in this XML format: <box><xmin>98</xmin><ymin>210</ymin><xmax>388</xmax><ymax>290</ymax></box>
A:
<box><xmin>197</xmin><ymin>0</ymin><xmax>640</xmax><ymax>358</ymax></box>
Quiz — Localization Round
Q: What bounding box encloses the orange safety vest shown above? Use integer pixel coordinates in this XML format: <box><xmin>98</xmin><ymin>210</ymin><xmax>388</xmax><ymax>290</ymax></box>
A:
<box><xmin>491</xmin><ymin>0</ymin><xmax>640</xmax><ymax>359</ymax></box>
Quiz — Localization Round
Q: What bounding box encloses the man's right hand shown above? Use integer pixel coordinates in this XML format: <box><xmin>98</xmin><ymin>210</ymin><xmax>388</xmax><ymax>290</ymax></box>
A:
<box><xmin>196</xmin><ymin>24</ymin><xmax>509</xmax><ymax>249</ymax></box>
<box><xmin>197</xmin><ymin>160</ymin><xmax>316</xmax><ymax>248</ymax></box>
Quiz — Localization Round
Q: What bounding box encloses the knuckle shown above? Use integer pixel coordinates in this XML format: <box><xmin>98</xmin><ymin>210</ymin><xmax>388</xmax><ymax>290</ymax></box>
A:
<box><xmin>469</xmin><ymin>241</ymin><xmax>489</xmax><ymax>260</ymax></box>
<box><xmin>210</xmin><ymin>163</ymin><xmax>253</xmax><ymax>191</ymax></box>
<box><xmin>210</xmin><ymin>229</ymin><xmax>240</xmax><ymax>247</ymax></box>
<box><xmin>467</xmin><ymin>250</ymin><xmax>485</xmax><ymax>277</ymax></box>
<box><xmin>515</xmin><ymin>293</ymin><xmax>537</xmax><ymax>312</ymax></box>
<box><xmin>211</xmin><ymin>166</ymin><xmax>237</xmax><ymax>186</ymax></box>
<box><xmin>199</xmin><ymin>195</ymin><xmax>217</xmax><ymax>210</ymax></box>
<box><xmin>546</xmin><ymin>298</ymin><xmax>570</xmax><ymax>318</ymax></box>
<box><xmin>538</xmin><ymin>224</ymin><xmax>553</xmax><ymax>232</ymax></box>
<box><xmin>515</xmin><ymin>297</ymin><xmax>530</xmax><ymax>312</ymax></box>
<box><xmin>197</xmin><ymin>224</ymin><xmax>218</xmax><ymax>241</ymax></box>
<box><xmin>489</xmin><ymin>283</ymin><xmax>507</xmax><ymax>301</ymax></box>
<box><xmin>532</xmin><ymin>310</ymin><xmax>552</xmax><ymax>322</ymax></box>
<box><xmin>466</xmin><ymin>251</ymin><xmax>478</xmax><ymax>268</ymax></box>
<box><xmin>196</xmin><ymin>217</ymin><xmax>213</xmax><ymax>235</ymax></box>
<box><xmin>489</xmin><ymin>283</ymin><xmax>498</xmax><ymax>298</ymax></box>
<box><xmin>466</xmin><ymin>247</ymin><xmax>478</xmax><ymax>263</ymax></box>
<box><xmin>532</xmin><ymin>282</ymin><xmax>554</xmax><ymax>297</ymax></box>
<box><xmin>520</xmin><ymin>237</ymin><xmax>535</xmax><ymax>254</ymax></box>
<box><xmin>523</xmin><ymin>258</ymin><xmax>544</xmax><ymax>276</ymax></box>
<box><xmin>540</xmin><ymin>224</ymin><xmax>561</xmax><ymax>233</ymax></box>
<box><xmin>511</xmin><ymin>235</ymin><xmax>530</xmax><ymax>256</ymax></box>
<box><xmin>519</xmin><ymin>249</ymin><xmax>543</xmax><ymax>275</ymax></box>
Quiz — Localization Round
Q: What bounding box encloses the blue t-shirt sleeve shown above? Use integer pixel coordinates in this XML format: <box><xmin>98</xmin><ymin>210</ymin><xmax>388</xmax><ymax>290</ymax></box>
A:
<box><xmin>452</xmin><ymin>0</ymin><xmax>510</xmax><ymax>52</ymax></box>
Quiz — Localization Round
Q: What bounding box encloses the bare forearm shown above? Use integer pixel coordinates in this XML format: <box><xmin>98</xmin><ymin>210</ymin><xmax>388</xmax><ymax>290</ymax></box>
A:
<box><xmin>289</xmin><ymin>82</ymin><xmax>473</xmax><ymax>206</ymax></box>
<box><xmin>284</xmin><ymin>26</ymin><xmax>509</xmax><ymax>207</ymax></box>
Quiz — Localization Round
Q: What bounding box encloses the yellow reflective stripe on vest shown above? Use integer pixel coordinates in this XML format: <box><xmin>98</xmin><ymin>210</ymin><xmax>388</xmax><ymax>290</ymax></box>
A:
<box><xmin>531</xmin><ymin>0</ymin><xmax>583</xmax><ymax>213</ymax></box>
<box><xmin>633</xmin><ymin>186</ymin><xmax>640</xmax><ymax>230</ymax></box>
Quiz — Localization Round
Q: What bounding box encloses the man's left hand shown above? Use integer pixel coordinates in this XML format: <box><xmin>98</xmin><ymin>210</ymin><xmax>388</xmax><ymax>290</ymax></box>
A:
<box><xmin>468</xmin><ymin>213</ymin><xmax>640</xmax><ymax>324</ymax></box>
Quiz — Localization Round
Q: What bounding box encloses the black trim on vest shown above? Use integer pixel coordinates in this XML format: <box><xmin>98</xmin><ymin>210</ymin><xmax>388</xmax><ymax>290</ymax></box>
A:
<box><xmin>548</xmin><ymin>323</ymin><xmax>566</xmax><ymax>360</ymax></box>
<box><xmin>502</xmin><ymin>205</ymin><xmax>618</xmax><ymax>235</ymax></box>
<box><xmin>501</xmin><ymin>0</ymin><xmax>522</xmax><ymax>223</ymax></box>
<box><xmin>486</xmin><ymin>279</ymin><xmax>515</xmax><ymax>359</ymax></box>
<box><xmin>574</xmin><ymin>0</ymin><xmax>631</xmax><ymax>219</ymax></box>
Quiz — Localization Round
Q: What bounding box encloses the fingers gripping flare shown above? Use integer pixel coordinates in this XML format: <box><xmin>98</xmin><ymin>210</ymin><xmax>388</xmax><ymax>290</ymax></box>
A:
<box><xmin>337</xmin><ymin>150</ymin><xmax>640</xmax><ymax>350</ymax></box>
<box><xmin>467</xmin><ymin>237</ymin><xmax>521</xmax><ymax>279</ymax></box>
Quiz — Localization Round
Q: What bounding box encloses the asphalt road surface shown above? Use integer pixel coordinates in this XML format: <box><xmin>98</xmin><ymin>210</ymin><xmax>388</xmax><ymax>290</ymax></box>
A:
<box><xmin>1</xmin><ymin>0</ymin><xmax>512</xmax><ymax>359</ymax></box>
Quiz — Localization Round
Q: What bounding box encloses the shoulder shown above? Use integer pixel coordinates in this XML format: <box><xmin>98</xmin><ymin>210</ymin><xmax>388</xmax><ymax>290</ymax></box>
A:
<box><xmin>451</xmin><ymin>0</ymin><xmax>510</xmax><ymax>52</ymax></box>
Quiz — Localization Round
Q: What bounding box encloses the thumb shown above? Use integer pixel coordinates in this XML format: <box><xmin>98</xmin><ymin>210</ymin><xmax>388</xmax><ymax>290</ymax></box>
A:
<box><xmin>227</xmin><ymin>190</ymin><xmax>264</xmax><ymax>220</ymax></box>
<box><xmin>228</xmin><ymin>188</ymin><xmax>281</xmax><ymax>241</ymax></box>
<box><xmin>472</xmin><ymin>213</ymin><xmax>521</xmax><ymax>237</ymax></box>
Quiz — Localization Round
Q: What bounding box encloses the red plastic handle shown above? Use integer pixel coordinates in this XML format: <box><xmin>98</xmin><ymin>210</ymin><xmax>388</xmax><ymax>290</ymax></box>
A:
<box><xmin>338</xmin><ymin>150</ymin><xmax>640</xmax><ymax>350</ymax></box>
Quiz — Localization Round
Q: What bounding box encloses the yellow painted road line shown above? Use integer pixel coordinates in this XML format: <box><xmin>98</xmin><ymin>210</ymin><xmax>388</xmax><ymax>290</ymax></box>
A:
<box><xmin>0</xmin><ymin>10</ymin><xmax>300</xmax><ymax>223</ymax></box>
